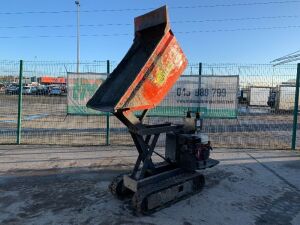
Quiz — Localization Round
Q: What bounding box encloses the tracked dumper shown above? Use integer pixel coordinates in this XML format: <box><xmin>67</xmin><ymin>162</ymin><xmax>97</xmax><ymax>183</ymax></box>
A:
<box><xmin>87</xmin><ymin>5</ymin><xmax>219</xmax><ymax>213</ymax></box>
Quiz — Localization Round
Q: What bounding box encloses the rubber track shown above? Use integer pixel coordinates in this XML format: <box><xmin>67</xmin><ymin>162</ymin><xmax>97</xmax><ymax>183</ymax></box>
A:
<box><xmin>109</xmin><ymin>174</ymin><xmax>132</xmax><ymax>199</ymax></box>
<box><xmin>132</xmin><ymin>172</ymin><xmax>205</xmax><ymax>214</ymax></box>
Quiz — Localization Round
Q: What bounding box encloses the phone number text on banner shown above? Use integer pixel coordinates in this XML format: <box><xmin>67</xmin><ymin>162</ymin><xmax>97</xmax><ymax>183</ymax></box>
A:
<box><xmin>150</xmin><ymin>75</ymin><xmax>239</xmax><ymax>118</ymax></box>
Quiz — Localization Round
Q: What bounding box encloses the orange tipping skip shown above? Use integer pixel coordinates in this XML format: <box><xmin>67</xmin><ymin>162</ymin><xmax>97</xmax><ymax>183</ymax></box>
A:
<box><xmin>86</xmin><ymin>5</ymin><xmax>188</xmax><ymax>112</ymax></box>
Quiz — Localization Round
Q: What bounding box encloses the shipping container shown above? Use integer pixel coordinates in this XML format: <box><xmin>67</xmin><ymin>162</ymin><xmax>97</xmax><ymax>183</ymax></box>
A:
<box><xmin>276</xmin><ymin>85</ymin><xmax>297</xmax><ymax>111</ymax></box>
<box><xmin>249</xmin><ymin>87</ymin><xmax>271</xmax><ymax>106</ymax></box>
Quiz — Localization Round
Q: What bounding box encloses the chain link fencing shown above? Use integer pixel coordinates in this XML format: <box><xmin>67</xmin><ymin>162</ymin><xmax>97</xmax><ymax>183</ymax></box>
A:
<box><xmin>0</xmin><ymin>60</ymin><xmax>299</xmax><ymax>149</ymax></box>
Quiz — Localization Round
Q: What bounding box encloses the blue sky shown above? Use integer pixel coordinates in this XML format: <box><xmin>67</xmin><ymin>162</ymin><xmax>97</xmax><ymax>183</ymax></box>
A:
<box><xmin>1</xmin><ymin>0</ymin><xmax>300</xmax><ymax>63</ymax></box>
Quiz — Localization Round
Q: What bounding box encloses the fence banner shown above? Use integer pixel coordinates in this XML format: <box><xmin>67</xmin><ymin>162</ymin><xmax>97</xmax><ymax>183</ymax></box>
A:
<box><xmin>67</xmin><ymin>72</ymin><xmax>107</xmax><ymax>115</ymax></box>
<box><xmin>150</xmin><ymin>75</ymin><xmax>239</xmax><ymax>118</ymax></box>
<box><xmin>68</xmin><ymin>73</ymin><xmax>238</xmax><ymax>118</ymax></box>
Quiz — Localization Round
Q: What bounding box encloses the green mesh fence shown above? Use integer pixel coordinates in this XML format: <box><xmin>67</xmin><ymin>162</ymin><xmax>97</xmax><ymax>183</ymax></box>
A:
<box><xmin>0</xmin><ymin>61</ymin><xmax>299</xmax><ymax>149</ymax></box>
<box><xmin>0</xmin><ymin>60</ymin><xmax>20</xmax><ymax>144</ymax></box>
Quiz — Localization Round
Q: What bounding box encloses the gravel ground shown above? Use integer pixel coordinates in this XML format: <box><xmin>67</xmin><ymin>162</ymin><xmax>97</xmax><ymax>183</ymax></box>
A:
<box><xmin>0</xmin><ymin>145</ymin><xmax>299</xmax><ymax>225</ymax></box>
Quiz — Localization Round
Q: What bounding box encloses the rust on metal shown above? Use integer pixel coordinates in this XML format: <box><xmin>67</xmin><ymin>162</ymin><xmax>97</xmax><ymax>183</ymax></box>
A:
<box><xmin>87</xmin><ymin>5</ymin><xmax>188</xmax><ymax>113</ymax></box>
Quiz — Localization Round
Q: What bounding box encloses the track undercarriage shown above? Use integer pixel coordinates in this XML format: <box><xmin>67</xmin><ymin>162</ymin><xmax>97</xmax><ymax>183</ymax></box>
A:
<box><xmin>109</xmin><ymin>165</ymin><xmax>205</xmax><ymax>213</ymax></box>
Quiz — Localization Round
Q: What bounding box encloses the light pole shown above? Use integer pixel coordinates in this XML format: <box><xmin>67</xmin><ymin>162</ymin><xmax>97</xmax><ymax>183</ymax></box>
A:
<box><xmin>75</xmin><ymin>0</ymin><xmax>80</xmax><ymax>73</ymax></box>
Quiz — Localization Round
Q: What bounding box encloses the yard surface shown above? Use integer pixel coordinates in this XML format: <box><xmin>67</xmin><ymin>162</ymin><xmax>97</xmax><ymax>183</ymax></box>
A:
<box><xmin>0</xmin><ymin>145</ymin><xmax>299</xmax><ymax>225</ymax></box>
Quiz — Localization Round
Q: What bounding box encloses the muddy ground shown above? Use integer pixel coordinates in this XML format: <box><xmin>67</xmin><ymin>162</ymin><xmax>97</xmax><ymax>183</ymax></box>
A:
<box><xmin>0</xmin><ymin>145</ymin><xmax>299</xmax><ymax>225</ymax></box>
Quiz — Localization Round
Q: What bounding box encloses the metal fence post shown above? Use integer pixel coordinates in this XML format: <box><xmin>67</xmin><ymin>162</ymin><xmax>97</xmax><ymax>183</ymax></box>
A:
<box><xmin>199</xmin><ymin>62</ymin><xmax>202</xmax><ymax>75</ymax></box>
<box><xmin>291</xmin><ymin>63</ymin><xmax>300</xmax><ymax>150</ymax></box>
<box><xmin>17</xmin><ymin>60</ymin><xmax>23</xmax><ymax>144</ymax></box>
<box><xmin>106</xmin><ymin>60</ymin><xmax>110</xmax><ymax>145</ymax></box>
<box><xmin>198</xmin><ymin>62</ymin><xmax>202</xmax><ymax>112</ymax></box>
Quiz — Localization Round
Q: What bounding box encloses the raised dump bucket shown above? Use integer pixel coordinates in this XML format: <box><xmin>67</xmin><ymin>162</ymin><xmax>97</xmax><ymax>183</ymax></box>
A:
<box><xmin>87</xmin><ymin>5</ymin><xmax>188</xmax><ymax>112</ymax></box>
